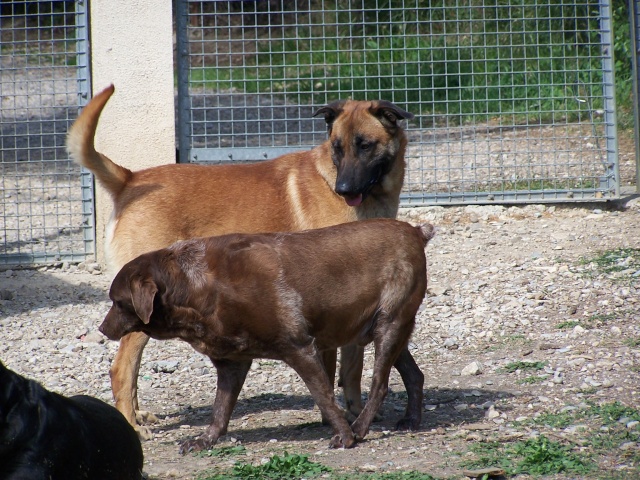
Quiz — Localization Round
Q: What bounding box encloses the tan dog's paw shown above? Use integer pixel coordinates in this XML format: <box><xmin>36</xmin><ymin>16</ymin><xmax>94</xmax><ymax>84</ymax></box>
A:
<box><xmin>135</xmin><ymin>424</ymin><xmax>154</xmax><ymax>441</ymax></box>
<box><xmin>136</xmin><ymin>410</ymin><xmax>159</xmax><ymax>425</ymax></box>
<box><xmin>328</xmin><ymin>433</ymin><xmax>356</xmax><ymax>449</ymax></box>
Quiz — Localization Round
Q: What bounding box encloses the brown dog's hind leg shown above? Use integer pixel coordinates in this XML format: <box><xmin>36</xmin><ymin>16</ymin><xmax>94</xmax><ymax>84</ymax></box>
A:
<box><xmin>285</xmin><ymin>346</ymin><xmax>356</xmax><ymax>449</ymax></box>
<box><xmin>350</xmin><ymin>321</ymin><xmax>415</xmax><ymax>441</ymax></box>
<box><xmin>110</xmin><ymin>331</ymin><xmax>153</xmax><ymax>438</ymax></box>
<box><xmin>179</xmin><ymin>359</ymin><xmax>252</xmax><ymax>455</ymax></box>
<box><xmin>392</xmin><ymin>347</ymin><xmax>424</xmax><ymax>431</ymax></box>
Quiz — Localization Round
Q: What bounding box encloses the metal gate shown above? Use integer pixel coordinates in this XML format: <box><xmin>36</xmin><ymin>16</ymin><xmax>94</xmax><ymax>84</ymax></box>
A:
<box><xmin>175</xmin><ymin>0</ymin><xmax>621</xmax><ymax>205</ymax></box>
<box><xmin>0</xmin><ymin>0</ymin><xmax>92</xmax><ymax>266</ymax></box>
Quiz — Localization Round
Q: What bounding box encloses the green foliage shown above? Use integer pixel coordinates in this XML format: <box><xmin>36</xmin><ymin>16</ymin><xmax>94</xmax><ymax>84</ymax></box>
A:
<box><xmin>557</xmin><ymin>313</ymin><xmax>616</xmax><ymax>330</ymax></box>
<box><xmin>501</xmin><ymin>360</ymin><xmax>547</xmax><ymax>373</ymax></box>
<box><xmin>557</xmin><ymin>320</ymin><xmax>581</xmax><ymax>330</ymax></box>
<box><xmin>464</xmin><ymin>435</ymin><xmax>594</xmax><ymax>475</ymax></box>
<box><xmin>195</xmin><ymin>444</ymin><xmax>247</xmax><ymax>458</ymax></box>
<box><xmin>578</xmin><ymin>248</ymin><xmax>640</xmax><ymax>282</ymax></box>
<box><xmin>516</xmin><ymin>374</ymin><xmax>548</xmax><ymax>385</ymax></box>
<box><xmin>624</xmin><ymin>337</ymin><xmax>640</xmax><ymax>348</ymax></box>
<box><xmin>332</xmin><ymin>472</ymin><xmax>440</xmax><ymax>480</ymax></box>
<box><xmin>192</xmin><ymin>0</ymin><xmax>632</xmax><ymax>125</ymax></box>
<box><xmin>205</xmin><ymin>452</ymin><xmax>331</xmax><ymax>480</ymax></box>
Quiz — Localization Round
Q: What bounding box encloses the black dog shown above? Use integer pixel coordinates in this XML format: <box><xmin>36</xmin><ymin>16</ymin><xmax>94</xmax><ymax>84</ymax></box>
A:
<box><xmin>0</xmin><ymin>360</ymin><xmax>143</xmax><ymax>480</ymax></box>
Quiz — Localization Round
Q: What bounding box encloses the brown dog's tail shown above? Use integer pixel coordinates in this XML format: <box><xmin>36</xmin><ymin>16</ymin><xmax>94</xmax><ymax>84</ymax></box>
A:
<box><xmin>67</xmin><ymin>84</ymin><xmax>132</xmax><ymax>196</ymax></box>
<box><xmin>416</xmin><ymin>223</ymin><xmax>436</xmax><ymax>247</ymax></box>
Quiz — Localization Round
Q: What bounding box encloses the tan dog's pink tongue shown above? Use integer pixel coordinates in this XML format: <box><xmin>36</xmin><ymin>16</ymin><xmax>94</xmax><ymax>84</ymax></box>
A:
<box><xmin>344</xmin><ymin>194</ymin><xmax>363</xmax><ymax>207</ymax></box>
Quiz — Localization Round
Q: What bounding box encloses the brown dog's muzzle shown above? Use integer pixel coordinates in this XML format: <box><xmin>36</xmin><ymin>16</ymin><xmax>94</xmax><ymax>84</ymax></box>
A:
<box><xmin>99</xmin><ymin>307</ymin><xmax>131</xmax><ymax>341</ymax></box>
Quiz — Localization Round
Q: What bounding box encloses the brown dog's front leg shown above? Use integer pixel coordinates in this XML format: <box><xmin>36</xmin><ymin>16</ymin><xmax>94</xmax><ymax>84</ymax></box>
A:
<box><xmin>179</xmin><ymin>359</ymin><xmax>252</xmax><ymax>455</ymax></box>
<box><xmin>110</xmin><ymin>332</ymin><xmax>151</xmax><ymax>433</ymax></box>
<box><xmin>285</xmin><ymin>347</ymin><xmax>356</xmax><ymax>449</ymax></box>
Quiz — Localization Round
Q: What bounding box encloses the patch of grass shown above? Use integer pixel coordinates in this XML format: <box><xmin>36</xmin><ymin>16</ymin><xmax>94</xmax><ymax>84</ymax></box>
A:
<box><xmin>516</xmin><ymin>375</ymin><xmax>548</xmax><ymax>385</ymax></box>
<box><xmin>195</xmin><ymin>444</ymin><xmax>246</xmax><ymax>458</ymax></box>
<box><xmin>198</xmin><ymin>452</ymin><xmax>447</xmax><ymax>480</ymax></box>
<box><xmin>557</xmin><ymin>313</ymin><xmax>617</xmax><ymax>330</ymax></box>
<box><xmin>557</xmin><ymin>320</ymin><xmax>581</xmax><ymax>330</ymax></box>
<box><xmin>501</xmin><ymin>361</ymin><xmax>547</xmax><ymax>373</ymax></box>
<box><xmin>578</xmin><ymin>248</ymin><xmax>640</xmax><ymax>281</ymax></box>
<box><xmin>528</xmin><ymin>402</ymin><xmax>640</xmax><ymax>475</ymax></box>
<box><xmin>187</xmin><ymin>0</ymin><xmax>633</xmax><ymax>126</ymax></box>
<box><xmin>463</xmin><ymin>435</ymin><xmax>594</xmax><ymax>476</ymax></box>
<box><xmin>624</xmin><ymin>337</ymin><xmax>640</xmax><ymax>348</ymax></box>
<box><xmin>332</xmin><ymin>472</ymin><xmax>442</xmax><ymax>480</ymax></box>
<box><xmin>200</xmin><ymin>452</ymin><xmax>330</xmax><ymax>480</ymax></box>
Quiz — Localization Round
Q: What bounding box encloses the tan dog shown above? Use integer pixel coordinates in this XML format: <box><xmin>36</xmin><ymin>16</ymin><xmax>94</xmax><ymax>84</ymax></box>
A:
<box><xmin>67</xmin><ymin>85</ymin><xmax>413</xmax><ymax>436</ymax></box>
<box><xmin>99</xmin><ymin>219</ymin><xmax>433</xmax><ymax>452</ymax></box>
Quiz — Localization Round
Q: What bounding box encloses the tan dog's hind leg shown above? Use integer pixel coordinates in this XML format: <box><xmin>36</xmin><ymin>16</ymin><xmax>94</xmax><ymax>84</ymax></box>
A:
<box><xmin>110</xmin><ymin>331</ymin><xmax>156</xmax><ymax>439</ymax></box>
<box><xmin>338</xmin><ymin>344</ymin><xmax>365</xmax><ymax>418</ymax></box>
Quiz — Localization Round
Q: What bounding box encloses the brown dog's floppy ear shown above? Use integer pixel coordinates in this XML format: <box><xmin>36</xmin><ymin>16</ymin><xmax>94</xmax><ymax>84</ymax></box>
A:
<box><xmin>129</xmin><ymin>276</ymin><xmax>158</xmax><ymax>324</ymax></box>
<box><xmin>313</xmin><ymin>100</ymin><xmax>346</xmax><ymax>133</ymax></box>
<box><xmin>371</xmin><ymin>100</ymin><xmax>414</xmax><ymax>129</ymax></box>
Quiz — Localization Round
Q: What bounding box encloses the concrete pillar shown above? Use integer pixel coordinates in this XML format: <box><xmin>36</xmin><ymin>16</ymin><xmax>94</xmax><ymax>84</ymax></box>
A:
<box><xmin>88</xmin><ymin>0</ymin><xmax>175</xmax><ymax>265</ymax></box>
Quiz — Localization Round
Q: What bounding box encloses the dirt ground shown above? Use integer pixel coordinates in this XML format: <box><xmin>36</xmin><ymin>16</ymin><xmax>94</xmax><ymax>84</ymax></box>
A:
<box><xmin>2</xmin><ymin>193</ymin><xmax>640</xmax><ymax>479</ymax></box>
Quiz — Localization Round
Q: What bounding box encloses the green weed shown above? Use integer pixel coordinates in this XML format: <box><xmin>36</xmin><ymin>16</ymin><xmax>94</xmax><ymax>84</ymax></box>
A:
<box><xmin>624</xmin><ymin>337</ymin><xmax>640</xmax><ymax>348</ymax></box>
<box><xmin>501</xmin><ymin>361</ymin><xmax>547</xmax><ymax>373</ymax></box>
<box><xmin>516</xmin><ymin>375</ymin><xmax>548</xmax><ymax>385</ymax></box>
<box><xmin>205</xmin><ymin>451</ymin><xmax>330</xmax><ymax>480</ymax></box>
<box><xmin>578</xmin><ymin>248</ymin><xmax>640</xmax><ymax>281</ymax></box>
<box><xmin>557</xmin><ymin>320</ymin><xmax>581</xmax><ymax>330</ymax></box>
<box><xmin>463</xmin><ymin>435</ymin><xmax>594</xmax><ymax>476</ymax></box>
<box><xmin>195</xmin><ymin>444</ymin><xmax>247</xmax><ymax>458</ymax></box>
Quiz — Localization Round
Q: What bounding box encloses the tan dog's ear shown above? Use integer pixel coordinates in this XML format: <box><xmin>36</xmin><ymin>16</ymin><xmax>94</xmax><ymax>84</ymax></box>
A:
<box><xmin>129</xmin><ymin>276</ymin><xmax>158</xmax><ymax>324</ymax></box>
<box><xmin>313</xmin><ymin>100</ymin><xmax>346</xmax><ymax>133</ymax></box>
<box><xmin>371</xmin><ymin>101</ymin><xmax>414</xmax><ymax>128</ymax></box>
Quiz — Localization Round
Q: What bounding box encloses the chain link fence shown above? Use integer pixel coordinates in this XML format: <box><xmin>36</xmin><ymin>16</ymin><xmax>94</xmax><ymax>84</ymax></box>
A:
<box><xmin>176</xmin><ymin>0</ymin><xmax>620</xmax><ymax>204</ymax></box>
<box><xmin>0</xmin><ymin>0</ymin><xmax>92</xmax><ymax>266</ymax></box>
<box><xmin>1</xmin><ymin>0</ymin><xmax>635</xmax><ymax>266</ymax></box>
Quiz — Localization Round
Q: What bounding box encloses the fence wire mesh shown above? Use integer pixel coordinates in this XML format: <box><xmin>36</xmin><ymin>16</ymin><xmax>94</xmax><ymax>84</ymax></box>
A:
<box><xmin>176</xmin><ymin>0</ymin><xmax>619</xmax><ymax>204</ymax></box>
<box><xmin>0</xmin><ymin>0</ymin><xmax>92</xmax><ymax>266</ymax></box>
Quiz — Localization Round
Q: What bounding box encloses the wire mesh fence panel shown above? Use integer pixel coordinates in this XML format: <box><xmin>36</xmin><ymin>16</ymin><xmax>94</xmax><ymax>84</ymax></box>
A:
<box><xmin>176</xmin><ymin>0</ymin><xmax>619</xmax><ymax>204</ymax></box>
<box><xmin>0</xmin><ymin>0</ymin><xmax>92</xmax><ymax>266</ymax></box>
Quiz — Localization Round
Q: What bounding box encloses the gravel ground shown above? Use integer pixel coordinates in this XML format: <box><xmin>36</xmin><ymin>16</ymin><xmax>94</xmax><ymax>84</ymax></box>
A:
<box><xmin>1</xmin><ymin>198</ymin><xmax>640</xmax><ymax>479</ymax></box>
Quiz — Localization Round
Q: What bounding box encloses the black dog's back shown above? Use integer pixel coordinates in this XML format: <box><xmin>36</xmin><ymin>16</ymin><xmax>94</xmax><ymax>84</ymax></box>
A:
<box><xmin>0</xmin><ymin>361</ymin><xmax>143</xmax><ymax>480</ymax></box>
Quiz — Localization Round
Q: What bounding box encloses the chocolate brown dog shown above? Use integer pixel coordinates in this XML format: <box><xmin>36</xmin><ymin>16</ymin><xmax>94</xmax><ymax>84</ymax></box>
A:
<box><xmin>0</xmin><ymin>360</ymin><xmax>143</xmax><ymax>480</ymax></box>
<box><xmin>99</xmin><ymin>219</ymin><xmax>433</xmax><ymax>452</ymax></box>
<box><xmin>67</xmin><ymin>85</ymin><xmax>413</xmax><ymax>436</ymax></box>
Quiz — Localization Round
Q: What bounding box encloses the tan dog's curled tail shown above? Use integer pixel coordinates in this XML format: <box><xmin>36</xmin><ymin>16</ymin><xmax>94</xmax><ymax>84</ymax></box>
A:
<box><xmin>67</xmin><ymin>84</ymin><xmax>132</xmax><ymax>196</ymax></box>
<box><xmin>417</xmin><ymin>223</ymin><xmax>436</xmax><ymax>247</ymax></box>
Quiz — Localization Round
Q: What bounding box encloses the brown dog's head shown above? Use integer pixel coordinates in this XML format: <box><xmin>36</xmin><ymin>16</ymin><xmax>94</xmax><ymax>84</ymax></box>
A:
<box><xmin>99</xmin><ymin>257</ymin><xmax>159</xmax><ymax>341</ymax></box>
<box><xmin>313</xmin><ymin>100</ymin><xmax>414</xmax><ymax>206</ymax></box>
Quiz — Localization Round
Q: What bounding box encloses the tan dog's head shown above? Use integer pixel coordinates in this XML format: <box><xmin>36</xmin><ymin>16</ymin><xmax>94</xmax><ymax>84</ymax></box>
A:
<box><xmin>313</xmin><ymin>100</ymin><xmax>413</xmax><ymax>207</ymax></box>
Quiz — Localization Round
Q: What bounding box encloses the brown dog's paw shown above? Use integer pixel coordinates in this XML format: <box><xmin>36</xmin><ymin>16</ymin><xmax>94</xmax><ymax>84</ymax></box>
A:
<box><xmin>136</xmin><ymin>409</ymin><xmax>159</xmax><ymax>425</ymax></box>
<box><xmin>134</xmin><ymin>424</ymin><xmax>154</xmax><ymax>441</ymax></box>
<box><xmin>179</xmin><ymin>435</ymin><xmax>216</xmax><ymax>455</ymax></box>
<box><xmin>395</xmin><ymin>417</ymin><xmax>420</xmax><ymax>431</ymax></box>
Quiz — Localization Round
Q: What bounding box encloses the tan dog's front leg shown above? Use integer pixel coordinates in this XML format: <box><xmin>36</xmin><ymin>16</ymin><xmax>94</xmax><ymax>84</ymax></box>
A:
<box><xmin>338</xmin><ymin>345</ymin><xmax>365</xmax><ymax>417</ymax></box>
<box><xmin>110</xmin><ymin>331</ymin><xmax>155</xmax><ymax>439</ymax></box>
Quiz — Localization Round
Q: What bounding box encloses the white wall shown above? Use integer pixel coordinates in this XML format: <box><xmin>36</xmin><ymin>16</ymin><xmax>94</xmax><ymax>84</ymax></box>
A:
<box><xmin>89</xmin><ymin>0</ymin><xmax>176</xmax><ymax>264</ymax></box>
